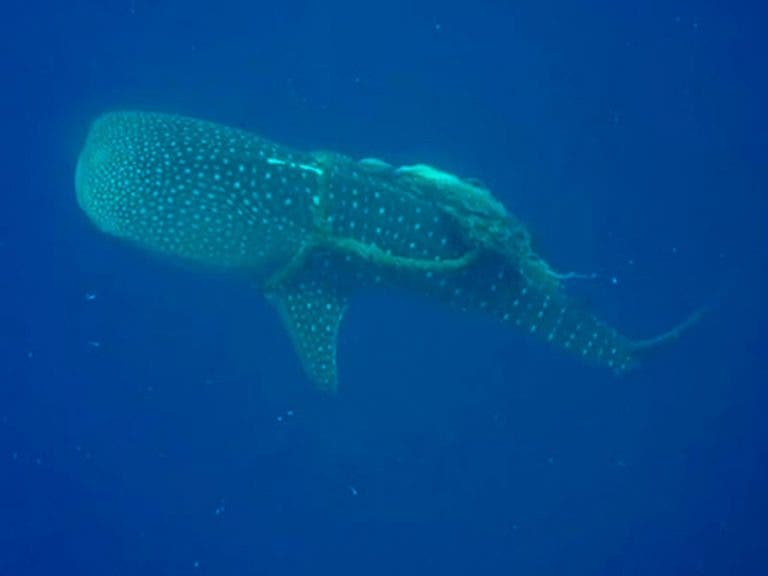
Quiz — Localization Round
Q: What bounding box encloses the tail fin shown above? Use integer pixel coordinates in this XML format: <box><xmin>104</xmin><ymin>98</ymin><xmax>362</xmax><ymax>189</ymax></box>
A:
<box><xmin>629</xmin><ymin>307</ymin><xmax>707</xmax><ymax>354</ymax></box>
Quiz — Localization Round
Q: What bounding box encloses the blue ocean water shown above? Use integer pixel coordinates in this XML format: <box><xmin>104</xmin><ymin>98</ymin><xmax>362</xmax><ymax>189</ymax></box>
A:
<box><xmin>1</xmin><ymin>1</ymin><xmax>766</xmax><ymax>574</ymax></box>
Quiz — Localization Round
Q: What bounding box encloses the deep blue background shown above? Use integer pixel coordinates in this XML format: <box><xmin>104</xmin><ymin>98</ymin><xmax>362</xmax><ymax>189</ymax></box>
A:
<box><xmin>1</xmin><ymin>1</ymin><xmax>766</xmax><ymax>574</ymax></box>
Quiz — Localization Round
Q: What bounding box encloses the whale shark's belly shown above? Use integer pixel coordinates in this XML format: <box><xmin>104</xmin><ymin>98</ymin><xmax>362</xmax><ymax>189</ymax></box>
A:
<box><xmin>76</xmin><ymin>111</ymin><xmax>321</xmax><ymax>272</ymax></box>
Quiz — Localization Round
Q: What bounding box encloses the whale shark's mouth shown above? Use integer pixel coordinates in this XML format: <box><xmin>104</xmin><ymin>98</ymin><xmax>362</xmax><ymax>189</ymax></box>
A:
<box><xmin>74</xmin><ymin>147</ymin><xmax>86</xmax><ymax>211</ymax></box>
<box><xmin>75</xmin><ymin>142</ymin><xmax>102</xmax><ymax>223</ymax></box>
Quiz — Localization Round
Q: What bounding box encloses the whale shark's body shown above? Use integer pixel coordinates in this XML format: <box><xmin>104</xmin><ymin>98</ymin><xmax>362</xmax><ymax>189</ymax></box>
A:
<box><xmin>76</xmin><ymin>111</ymin><xmax>695</xmax><ymax>392</ymax></box>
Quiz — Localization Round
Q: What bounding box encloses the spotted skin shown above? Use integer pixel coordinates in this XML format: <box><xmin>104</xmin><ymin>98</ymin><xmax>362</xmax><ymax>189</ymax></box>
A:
<box><xmin>77</xmin><ymin>111</ymin><xmax>319</xmax><ymax>273</ymax></box>
<box><xmin>77</xmin><ymin>111</ymin><xmax>670</xmax><ymax>391</ymax></box>
<box><xmin>428</xmin><ymin>255</ymin><xmax>636</xmax><ymax>371</ymax></box>
<box><xmin>320</xmin><ymin>154</ymin><xmax>470</xmax><ymax>262</ymax></box>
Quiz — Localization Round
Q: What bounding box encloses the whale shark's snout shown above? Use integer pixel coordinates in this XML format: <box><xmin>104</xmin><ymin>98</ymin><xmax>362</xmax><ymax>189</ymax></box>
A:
<box><xmin>76</xmin><ymin>113</ymin><xmax>134</xmax><ymax>237</ymax></box>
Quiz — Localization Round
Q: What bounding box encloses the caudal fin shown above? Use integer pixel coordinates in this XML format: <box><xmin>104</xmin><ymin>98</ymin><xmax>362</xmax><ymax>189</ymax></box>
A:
<box><xmin>629</xmin><ymin>306</ymin><xmax>707</xmax><ymax>354</ymax></box>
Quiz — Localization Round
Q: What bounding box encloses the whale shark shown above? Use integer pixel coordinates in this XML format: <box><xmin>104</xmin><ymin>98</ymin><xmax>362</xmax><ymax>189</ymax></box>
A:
<box><xmin>76</xmin><ymin>111</ymin><xmax>698</xmax><ymax>392</ymax></box>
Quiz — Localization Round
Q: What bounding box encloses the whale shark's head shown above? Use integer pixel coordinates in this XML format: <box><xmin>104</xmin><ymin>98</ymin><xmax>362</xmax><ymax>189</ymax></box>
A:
<box><xmin>75</xmin><ymin>111</ymin><xmax>314</xmax><ymax>272</ymax></box>
<box><xmin>76</xmin><ymin>113</ymin><xmax>134</xmax><ymax>237</ymax></box>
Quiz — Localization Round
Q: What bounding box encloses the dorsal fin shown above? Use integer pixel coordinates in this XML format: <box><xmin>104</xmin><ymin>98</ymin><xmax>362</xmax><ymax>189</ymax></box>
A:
<box><xmin>395</xmin><ymin>163</ymin><xmax>507</xmax><ymax>219</ymax></box>
<box><xmin>358</xmin><ymin>157</ymin><xmax>393</xmax><ymax>171</ymax></box>
<box><xmin>266</xmin><ymin>257</ymin><xmax>350</xmax><ymax>393</ymax></box>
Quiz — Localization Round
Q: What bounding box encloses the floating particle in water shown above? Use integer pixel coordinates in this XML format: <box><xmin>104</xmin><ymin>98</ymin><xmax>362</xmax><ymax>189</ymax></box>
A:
<box><xmin>348</xmin><ymin>485</ymin><xmax>359</xmax><ymax>497</ymax></box>
<box><xmin>84</xmin><ymin>292</ymin><xmax>97</xmax><ymax>301</ymax></box>
<box><xmin>276</xmin><ymin>409</ymin><xmax>295</xmax><ymax>423</ymax></box>
<box><xmin>87</xmin><ymin>340</ymin><xmax>102</xmax><ymax>348</ymax></box>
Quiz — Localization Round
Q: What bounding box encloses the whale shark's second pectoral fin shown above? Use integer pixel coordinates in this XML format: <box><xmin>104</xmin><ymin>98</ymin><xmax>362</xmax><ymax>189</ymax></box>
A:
<box><xmin>266</xmin><ymin>267</ymin><xmax>350</xmax><ymax>393</ymax></box>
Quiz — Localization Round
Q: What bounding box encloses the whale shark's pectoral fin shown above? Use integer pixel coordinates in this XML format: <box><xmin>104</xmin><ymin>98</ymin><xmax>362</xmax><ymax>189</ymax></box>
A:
<box><xmin>266</xmin><ymin>264</ymin><xmax>350</xmax><ymax>393</ymax></box>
